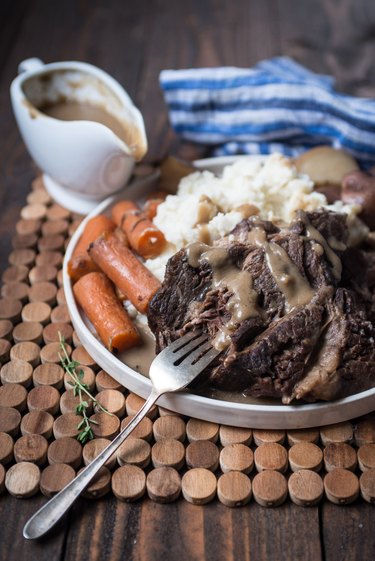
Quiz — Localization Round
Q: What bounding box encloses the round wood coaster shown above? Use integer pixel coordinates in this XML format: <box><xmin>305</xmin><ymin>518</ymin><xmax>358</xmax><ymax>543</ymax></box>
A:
<box><xmin>95</xmin><ymin>389</ymin><xmax>126</xmax><ymax>417</ymax></box>
<box><xmin>22</xmin><ymin>302</ymin><xmax>51</xmax><ymax>325</ymax></box>
<box><xmin>57</xmin><ymin>269</ymin><xmax>64</xmax><ymax>287</ymax></box>
<box><xmin>219</xmin><ymin>425</ymin><xmax>253</xmax><ymax>447</ymax></box>
<box><xmin>0</xmin><ymin>298</ymin><xmax>22</xmax><ymax>323</ymax></box>
<box><xmin>13</xmin><ymin>321</ymin><xmax>43</xmax><ymax>345</ymax></box>
<box><xmin>2</xmin><ymin>265</ymin><xmax>29</xmax><ymax>284</ymax></box>
<box><xmin>63</xmin><ymin>366</ymin><xmax>96</xmax><ymax>392</ymax></box>
<box><xmin>29</xmin><ymin>265</ymin><xmax>58</xmax><ymax>285</ymax></box>
<box><xmin>9</xmin><ymin>248</ymin><xmax>36</xmax><ymax>267</ymax></box>
<box><xmin>21</xmin><ymin>410</ymin><xmax>54</xmax><ymax>439</ymax></box>
<box><xmin>217</xmin><ymin>471</ymin><xmax>252</xmax><ymax>507</ymax></box>
<box><xmin>0</xmin><ymin>319</ymin><xmax>13</xmax><ymax>341</ymax></box>
<box><xmin>288</xmin><ymin>470</ymin><xmax>324</xmax><ymax>506</ymax></box>
<box><xmin>33</xmin><ymin>363</ymin><xmax>64</xmax><ymax>389</ymax></box>
<box><xmin>27</xmin><ymin>188</ymin><xmax>51</xmax><ymax>205</ymax></box>
<box><xmin>0</xmin><ymin>432</ymin><xmax>14</xmax><ymax>464</ymax></box>
<box><xmin>323</xmin><ymin>443</ymin><xmax>357</xmax><ymax>472</ymax></box>
<box><xmin>21</xmin><ymin>203</ymin><xmax>47</xmax><ymax>221</ymax></box>
<box><xmin>117</xmin><ymin>437</ymin><xmax>151</xmax><ymax>468</ymax></box>
<box><xmin>50</xmin><ymin>304</ymin><xmax>71</xmax><ymax>324</ymax></box>
<box><xmin>0</xmin><ymin>360</ymin><xmax>33</xmax><ymax>387</ymax></box>
<box><xmin>252</xmin><ymin>470</ymin><xmax>288</xmax><ymax>507</ymax></box>
<box><xmin>153</xmin><ymin>415</ymin><xmax>186</xmax><ymax>442</ymax></box>
<box><xmin>10</xmin><ymin>341</ymin><xmax>40</xmax><ymax>367</ymax></box>
<box><xmin>43</xmin><ymin>322</ymin><xmax>73</xmax><ymax>345</ymax></box>
<box><xmin>12</xmin><ymin>232</ymin><xmax>38</xmax><ymax>250</ymax></box>
<box><xmin>95</xmin><ymin>370</ymin><xmax>125</xmax><ymax>393</ymax></box>
<box><xmin>357</xmin><ymin>444</ymin><xmax>375</xmax><ymax>471</ymax></box>
<box><xmin>253</xmin><ymin>429</ymin><xmax>286</xmax><ymax>446</ymax></box>
<box><xmin>151</xmin><ymin>438</ymin><xmax>185</xmax><ymax>470</ymax></box>
<box><xmin>5</xmin><ymin>462</ymin><xmax>40</xmax><ymax>498</ymax></box>
<box><xmin>186</xmin><ymin>418</ymin><xmax>219</xmax><ymax>443</ymax></box>
<box><xmin>28</xmin><ymin>282</ymin><xmax>57</xmax><ymax>306</ymax></box>
<box><xmin>182</xmin><ymin>468</ymin><xmax>217</xmax><ymax>505</ymax></box>
<box><xmin>185</xmin><ymin>440</ymin><xmax>219</xmax><ymax>471</ymax></box>
<box><xmin>354</xmin><ymin>419</ymin><xmax>375</xmax><ymax>447</ymax></box>
<box><xmin>1</xmin><ymin>282</ymin><xmax>29</xmax><ymax>303</ymax></box>
<box><xmin>38</xmin><ymin>234</ymin><xmax>65</xmax><ymax>253</ymax></box>
<box><xmin>90</xmin><ymin>412</ymin><xmax>120</xmax><ymax>440</ymax></box>
<box><xmin>81</xmin><ymin>466</ymin><xmax>111</xmax><ymax>499</ymax></box>
<box><xmin>320</xmin><ymin>422</ymin><xmax>353</xmax><ymax>445</ymax></box>
<box><xmin>359</xmin><ymin>470</ymin><xmax>375</xmax><ymax>503</ymax></box>
<box><xmin>53</xmin><ymin>413</ymin><xmax>81</xmax><ymax>439</ymax></box>
<box><xmin>126</xmin><ymin>393</ymin><xmax>158</xmax><ymax>420</ymax></box>
<box><xmin>147</xmin><ymin>467</ymin><xmax>181</xmax><ymax>503</ymax></box>
<box><xmin>324</xmin><ymin>468</ymin><xmax>359</xmax><ymax>504</ymax></box>
<box><xmin>288</xmin><ymin>442</ymin><xmax>323</xmax><ymax>472</ymax></box>
<box><xmin>0</xmin><ymin>406</ymin><xmax>21</xmax><ymax>436</ymax></box>
<box><xmin>219</xmin><ymin>443</ymin><xmax>254</xmax><ymax>474</ymax></box>
<box><xmin>56</xmin><ymin>288</ymin><xmax>67</xmax><ymax>306</ymax></box>
<box><xmin>0</xmin><ymin>339</ymin><xmax>11</xmax><ymax>364</ymax></box>
<box><xmin>40</xmin><ymin>341</ymin><xmax>71</xmax><ymax>364</ymax></box>
<box><xmin>48</xmin><ymin>436</ymin><xmax>82</xmax><ymax>468</ymax></box>
<box><xmin>46</xmin><ymin>204</ymin><xmax>70</xmax><ymax>222</ymax></box>
<box><xmin>31</xmin><ymin>176</ymin><xmax>46</xmax><ymax>191</ymax></box>
<box><xmin>71</xmin><ymin>346</ymin><xmax>97</xmax><ymax>370</ymax></box>
<box><xmin>60</xmin><ymin>389</ymin><xmax>93</xmax><ymax>415</ymax></box>
<box><xmin>41</xmin><ymin>219</ymin><xmax>68</xmax><ymax>236</ymax></box>
<box><xmin>36</xmin><ymin>251</ymin><xmax>63</xmax><ymax>268</ymax></box>
<box><xmin>27</xmin><ymin>385</ymin><xmax>60</xmax><ymax>414</ymax></box>
<box><xmin>0</xmin><ymin>383</ymin><xmax>27</xmax><ymax>412</ymax></box>
<box><xmin>16</xmin><ymin>218</ymin><xmax>41</xmax><ymax>236</ymax></box>
<box><xmin>83</xmin><ymin>437</ymin><xmax>117</xmax><ymax>470</ymax></box>
<box><xmin>112</xmin><ymin>465</ymin><xmax>146</xmax><ymax>501</ymax></box>
<box><xmin>40</xmin><ymin>463</ymin><xmax>76</xmax><ymax>498</ymax></box>
<box><xmin>14</xmin><ymin>433</ymin><xmax>48</xmax><ymax>465</ymax></box>
<box><xmin>121</xmin><ymin>415</ymin><xmax>153</xmax><ymax>441</ymax></box>
<box><xmin>0</xmin><ymin>464</ymin><xmax>5</xmax><ymax>494</ymax></box>
<box><xmin>254</xmin><ymin>443</ymin><xmax>288</xmax><ymax>473</ymax></box>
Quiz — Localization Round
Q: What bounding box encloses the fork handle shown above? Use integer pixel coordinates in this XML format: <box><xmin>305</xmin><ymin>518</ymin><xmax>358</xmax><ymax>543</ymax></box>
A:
<box><xmin>23</xmin><ymin>388</ymin><xmax>161</xmax><ymax>540</ymax></box>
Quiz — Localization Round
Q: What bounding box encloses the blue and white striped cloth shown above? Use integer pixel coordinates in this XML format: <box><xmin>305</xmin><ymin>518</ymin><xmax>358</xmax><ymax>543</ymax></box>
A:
<box><xmin>160</xmin><ymin>57</ymin><xmax>375</xmax><ymax>168</ymax></box>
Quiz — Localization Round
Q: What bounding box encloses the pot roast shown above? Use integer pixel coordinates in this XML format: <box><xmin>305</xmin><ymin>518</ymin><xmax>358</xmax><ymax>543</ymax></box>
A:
<box><xmin>147</xmin><ymin>210</ymin><xmax>375</xmax><ymax>403</ymax></box>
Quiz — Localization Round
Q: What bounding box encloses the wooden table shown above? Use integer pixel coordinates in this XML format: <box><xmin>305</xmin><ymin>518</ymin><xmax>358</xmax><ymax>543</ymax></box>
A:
<box><xmin>1</xmin><ymin>1</ymin><xmax>375</xmax><ymax>559</ymax></box>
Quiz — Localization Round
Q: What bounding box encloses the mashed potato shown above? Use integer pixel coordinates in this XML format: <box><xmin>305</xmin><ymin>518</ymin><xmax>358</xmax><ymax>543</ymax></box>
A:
<box><xmin>146</xmin><ymin>154</ymin><xmax>361</xmax><ymax>280</ymax></box>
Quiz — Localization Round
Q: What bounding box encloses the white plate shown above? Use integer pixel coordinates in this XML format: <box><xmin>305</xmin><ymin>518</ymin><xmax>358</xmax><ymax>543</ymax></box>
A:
<box><xmin>63</xmin><ymin>156</ymin><xmax>375</xmax><ymax>429</ymax></box>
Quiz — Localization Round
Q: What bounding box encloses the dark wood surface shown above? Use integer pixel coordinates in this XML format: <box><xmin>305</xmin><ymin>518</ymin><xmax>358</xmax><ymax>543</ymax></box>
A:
<box><xmin>1</xmin><ymin>1</ymin><xmax>375</xmax><ymax>559</ymax></box>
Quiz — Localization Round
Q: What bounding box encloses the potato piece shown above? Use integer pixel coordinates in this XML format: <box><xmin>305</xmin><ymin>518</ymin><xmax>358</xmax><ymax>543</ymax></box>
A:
<box><xmin>295</xmin><ymin>146</ymin><xmax>359</xmax><ymax>186</ymax></box>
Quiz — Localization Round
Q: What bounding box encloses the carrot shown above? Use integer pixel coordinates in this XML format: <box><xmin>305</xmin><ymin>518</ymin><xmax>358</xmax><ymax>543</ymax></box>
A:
<box><xmin>111</xmin><ymin>201</ymin><xmax>138</xmax><ymax>228</ymax></box>
<box><xmin>142</xmin><ymin>199</ymin><xmax>161</xmax><ymax>220</ymax></box>
<box><xmin>68</xmin><ymin>214</ymin><xmax>116</xmax><ymax>282</ymax></box>
<box><xmin>73</xmin><ymin>272</ymin><xmax>140</xmax><ymax>352</ymax></box>
<box><xmin>88</xmin><ymin>234</ymin><xmax>161</xmax><ymax>314</ymax></box>
<box><xmin>111</xmin><ymin>200</ymin><xmax>166</xmax><ymax>259</ymax></box>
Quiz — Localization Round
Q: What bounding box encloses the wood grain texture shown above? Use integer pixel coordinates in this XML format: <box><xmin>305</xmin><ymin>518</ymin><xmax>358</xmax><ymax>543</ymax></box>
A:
<box><xmin>1</xmin><ymin>0</ymin><xmax>375</xmax><ymax>559</ymax></box>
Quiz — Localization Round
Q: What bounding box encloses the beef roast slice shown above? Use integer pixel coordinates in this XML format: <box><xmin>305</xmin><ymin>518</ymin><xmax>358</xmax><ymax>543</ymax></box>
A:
<box><xmin>147</xmin><ymin>209</ymin><xmax>375</xmax><ymax>402</ymax></box>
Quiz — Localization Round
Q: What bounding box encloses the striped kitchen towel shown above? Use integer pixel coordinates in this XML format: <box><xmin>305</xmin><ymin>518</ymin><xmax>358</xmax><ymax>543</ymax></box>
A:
<box><xmin>160</xmin><ymin>57</ymin><xmax>375</xmax><ymax>167</ymax></box>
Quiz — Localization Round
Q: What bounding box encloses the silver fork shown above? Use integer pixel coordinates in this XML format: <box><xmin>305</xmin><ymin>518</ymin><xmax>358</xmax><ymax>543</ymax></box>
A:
<box><xmin>23</xmin><ymin>331</ymin><xmax>219</xmax><ymax>540</ymax></box>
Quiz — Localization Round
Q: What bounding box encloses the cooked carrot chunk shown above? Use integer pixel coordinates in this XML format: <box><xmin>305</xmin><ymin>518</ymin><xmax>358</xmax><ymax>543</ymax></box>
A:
<box><xmin>73</xmin><ymin>272</ymin><xmax>140</xmax><ymax>352</ymax></box>
<box><xmin>88</xmin><ymin>234</ymin><xmax>161</xmax><ymax>314</ymax></box>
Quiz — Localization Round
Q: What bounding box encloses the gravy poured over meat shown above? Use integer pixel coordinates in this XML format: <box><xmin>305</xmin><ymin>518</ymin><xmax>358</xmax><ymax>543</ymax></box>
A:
<box><xmin>148</xmin><ymin>209</ymin><xmax>375</xmax><ymax>404</ymax></box>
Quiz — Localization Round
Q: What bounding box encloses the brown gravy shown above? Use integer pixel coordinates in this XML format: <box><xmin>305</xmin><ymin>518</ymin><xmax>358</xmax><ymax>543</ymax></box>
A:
<box><xmin>40</xmin><ymin>100</ymin><xmax>146</xmax><ymax>160</ymax></box>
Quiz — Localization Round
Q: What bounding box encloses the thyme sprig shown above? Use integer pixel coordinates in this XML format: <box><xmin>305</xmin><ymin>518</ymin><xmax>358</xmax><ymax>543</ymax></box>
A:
<box><xmin>58</xmin><ymin>333</ymin><xmax>113</xmax><ymax>443</ymax></box>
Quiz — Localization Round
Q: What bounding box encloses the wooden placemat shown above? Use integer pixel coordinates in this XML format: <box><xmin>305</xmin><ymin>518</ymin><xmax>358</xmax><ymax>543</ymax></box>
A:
<box><xmin>0</xmin><ymin>174</ymin><xmax>375</xmax><ymax>507</ymax></box>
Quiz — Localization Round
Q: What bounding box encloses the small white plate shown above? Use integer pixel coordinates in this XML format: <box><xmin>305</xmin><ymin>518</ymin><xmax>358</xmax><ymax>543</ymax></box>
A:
<box><xmin>63</xmin><ymin>156</ymin><xmax>375</xmax><ymax>429</ymax></box>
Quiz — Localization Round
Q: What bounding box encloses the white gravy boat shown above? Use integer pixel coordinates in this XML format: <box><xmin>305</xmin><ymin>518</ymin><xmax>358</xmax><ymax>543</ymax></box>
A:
<box><xmin>10</xmin><ymin>58</ymin><xmax>148</xmax><ymax>213</ymax></box>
